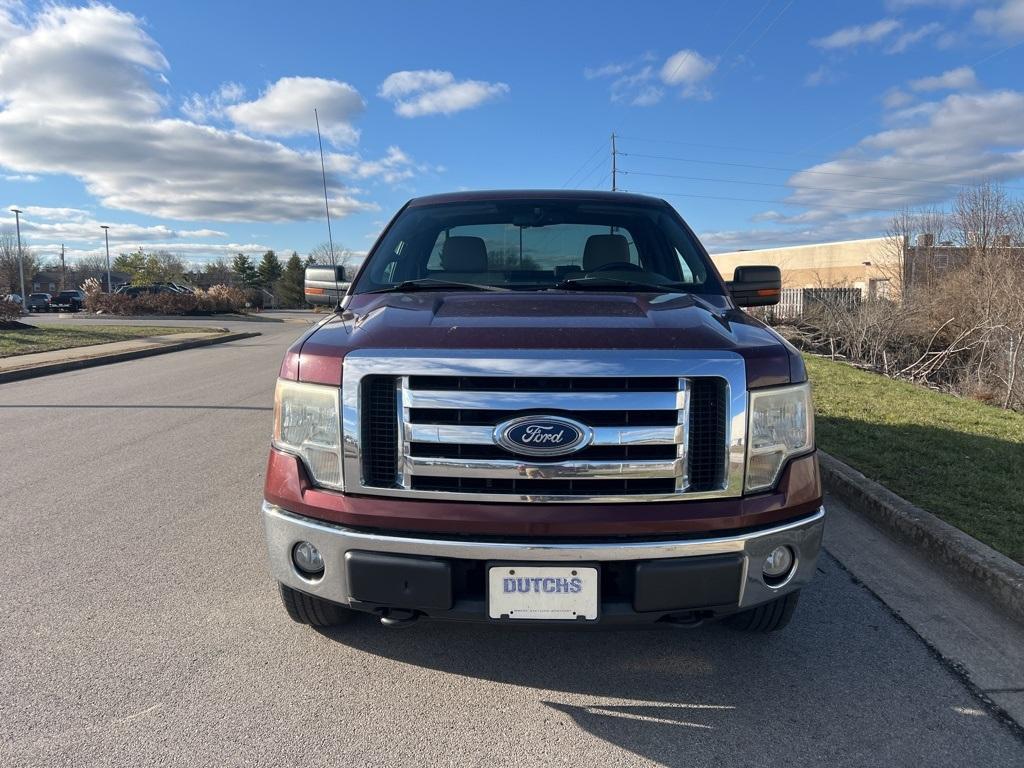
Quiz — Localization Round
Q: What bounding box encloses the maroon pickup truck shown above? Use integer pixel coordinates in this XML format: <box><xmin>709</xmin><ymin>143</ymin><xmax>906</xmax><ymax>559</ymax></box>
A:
<box><xmin>263</xmin><ymin>190</ymin><xmax>823</xmax><ymax>632</ymax></box>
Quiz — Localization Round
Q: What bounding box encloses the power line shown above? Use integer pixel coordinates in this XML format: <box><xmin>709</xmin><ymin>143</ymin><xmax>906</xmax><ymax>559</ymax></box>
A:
<box><xmin>665</xmin><ymin>0</ymin><xmax>768</xmax><ymax>91</ymax></box>
<box><xmin>619</xmin><ymin>168</ymin><xmax>945</xmax><ymax>196</ymax></box>
<box><xmin>616</xmin><ymin>134</ymin><xmax>820</xmax><ymax>158</ymax></box>
<box><xmin>722</xmin><ymin>0</ymin><xmax>795</xmax><ymax>74</ymax></box>
<box><xmin>571</xmin><ymin>150</ymin><xmax>610</xmax><ymax>189</ymax></box>
<box><xmin>708</xmin><ymin>0</ymin><xmax>774</xmax><ymax>74</ymax></box>
<box><xmin>620</xmin><ymin>150</ymin><xmax>1024</xmax><ymax>192</ymax></box>
<box><xmin>617</xmin><ymin>187</ymin><xmax>901</xmax><ymax>215</ymax></box>
<box><xmin>561</xmin><ymin>139</ymin><xmax>608</xmax><ymax>188</ymax></box>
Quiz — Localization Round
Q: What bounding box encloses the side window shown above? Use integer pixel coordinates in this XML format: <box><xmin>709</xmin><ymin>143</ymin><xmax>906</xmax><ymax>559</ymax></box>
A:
<box><xmin>427</xmin><ymin>233</ymin><xmax>445</xmax><ymax>270</ymax></box>
<box><xmin>674</xmin><ymin>248</ymin><xmax>695</xmax><ymax>283</ymax></box>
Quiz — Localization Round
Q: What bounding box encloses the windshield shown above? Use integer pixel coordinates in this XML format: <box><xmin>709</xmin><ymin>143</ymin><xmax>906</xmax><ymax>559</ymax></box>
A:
<box><xmin>353</xmin><ymin>199</ymin><xmax>722</xmax><ymax>294</ymax></box>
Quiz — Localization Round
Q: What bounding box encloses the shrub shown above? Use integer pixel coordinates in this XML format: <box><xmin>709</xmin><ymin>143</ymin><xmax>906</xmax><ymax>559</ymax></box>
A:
<box><xmin>85</xmin><ymin>285</ymin><xmax>248</xmax><ymax>316</ymax></box>
<box><xmin>0</xmin><ymin>297</ymin><xmax>21</xmax><ymax>322</ymax></box>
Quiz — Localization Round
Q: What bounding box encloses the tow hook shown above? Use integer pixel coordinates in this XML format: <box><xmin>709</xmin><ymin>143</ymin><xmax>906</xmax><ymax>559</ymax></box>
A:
<box><xmin>661</xmin><ymin>612</ymin><xmax>705</xmax><ymax>629</ymax></box>
<box><xmin>379</xmin><ymin>608</ymin><xmax>419</xmax><ymax>628</ymax></box>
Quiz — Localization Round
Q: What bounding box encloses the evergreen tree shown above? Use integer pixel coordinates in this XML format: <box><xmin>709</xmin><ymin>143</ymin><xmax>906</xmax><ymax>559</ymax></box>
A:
<box><xmin>278</xmin><ymin>252</ymin><xmax>305</xmax><ymax>307</ymax></box>
<box><xmin>257</xmin><ymin>250</ymin><xmax>282</xmax><ymax>288</ymax></box>
<box><xmin>231</xmin><ymin>253</ymin><xmax>258</xmax><ymax>287</ymax></box>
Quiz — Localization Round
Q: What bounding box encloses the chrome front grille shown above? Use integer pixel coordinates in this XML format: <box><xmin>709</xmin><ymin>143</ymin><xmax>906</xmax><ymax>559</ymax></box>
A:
<box><xmin>341</xmin><ymin>350</ymin><xmax>747</xmax><ymax>503</ymax></box>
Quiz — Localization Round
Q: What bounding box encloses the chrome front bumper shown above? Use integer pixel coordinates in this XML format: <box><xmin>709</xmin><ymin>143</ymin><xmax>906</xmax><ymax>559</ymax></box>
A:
<box><xmin>262</xmin><ymin>501</ymin><xmax>825</xmax><ymax>615</ymax></box>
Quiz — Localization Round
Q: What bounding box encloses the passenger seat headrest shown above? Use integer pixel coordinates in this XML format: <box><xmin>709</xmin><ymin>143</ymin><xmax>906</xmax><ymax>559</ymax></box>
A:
<box><xmin>441</xmin><ymin>236</ymin><xmax>488</xmax><ymax>272</ymax></box>
<box><xmin>583</xmin><ymin>234</ymin><xmax>631</xmax><ymax>271</ymax></box>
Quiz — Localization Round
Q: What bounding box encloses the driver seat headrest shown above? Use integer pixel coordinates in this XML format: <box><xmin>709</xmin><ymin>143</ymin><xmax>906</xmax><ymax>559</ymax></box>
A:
<box><xmin>582</xmin><ymin>234</ymin><xmax>631</xmax><ymax>271</ymax></box>
<box><xmin>441</xmin><ymin>236</ymin><xmax>488</xmax><ymax>272</ymax></box>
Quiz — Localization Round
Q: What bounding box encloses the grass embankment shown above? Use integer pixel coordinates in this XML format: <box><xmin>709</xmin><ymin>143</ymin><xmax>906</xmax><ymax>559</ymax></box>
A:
<box><xmin>806</xmin><ymin>356</ymin><xmax>1024</xmax><ymax>564</ymax></box>
<box><xmin>0</xmin><ymin>324</ymin><xmax>206</xmax><ymax>358</ymax></box>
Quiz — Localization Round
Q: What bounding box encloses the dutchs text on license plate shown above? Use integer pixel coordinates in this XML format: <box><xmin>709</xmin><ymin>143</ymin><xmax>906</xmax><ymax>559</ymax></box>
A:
<box><xmin>487</xmin><ymin>566</ymin><xmax>599</xmax><ymax>620</ymax></box>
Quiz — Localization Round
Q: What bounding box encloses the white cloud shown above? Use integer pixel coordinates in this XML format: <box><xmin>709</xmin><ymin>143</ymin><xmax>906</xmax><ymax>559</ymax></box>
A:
<box><xmin>974</xmin><ymin>0</ymin><xmax>1024</xmax><ymax>37</ymax></box>
<box><xmin>53</xmin><ymin>241</ymin><xmax>275</xmax><ymax>264</ymax></box>
<box><xmin>886</xmin><ymin>22</ymin><xmax>943</xmax><ymax>53</ymax></box>
<box><xmin>701</xmin><ymin>215</ymin><xmax>891</xmax><ymax>253</ymax></box>
<box><xmin>811</xmin><ymin>19</ymin><xmax>902</xmax><ymax>49</ymax></box>
<box><xmin>0</xmin><ymin>5</ymin><xmax>413</xmax><ymax>222</ymax></box>
<box><xmin>3</xmin><ymin>173</ymin><xmax>37</xmax><ymax>182</ymax></box>
<box><xmin>882</xmin><ymin>88</ymin><xmax>914</xmax><ymax>108</ymax></box>
<box><xmin>19</xmin><ymin>205</ymin><xmax>91</xmax><ymax>220</ymax></box>
<box><xmin>584</xmin><ymin>62</ymin><xmax>631</xmax><ymax>80</ymax></box>
<box><xmin>909</xmin><ymin>66</ymin><xmax>977</xmax><ymax>91</ymax></box>
<box><xmin>586</xmin><ymin>50</ymin><xmax>714</xmax><ymax>105</ymax></box>
<box><xmin>784</xmin><ymin>88</ymin><xmax>1024</xmax><ymax>214</ymax></box>
<box><xmin>226</xmin><ymin>76</ymin><xmax>365</xmax><ymax>144</ymax></box>
<box><xmin>378</xmin><ymin>70</ymin><xmax>509</xmax><ymax>117</ymax></box>
<box><xmin>659</xmin><ymin>50</ymin><xmax>716</xmax><ymax>92</ymax></box>
<box><xmin>804</xmin><ymin>65</ymin><xmax>837</xmax><ymax>87</ymax></box>
<box><xmin>610</xmin><ymin>66</ymin><xmax>664</xmax><ymax>106</ymax></box>
<box><xmin>181</xmin><ymin>81</ymin><xmax>245</xmax><ymax>121</ymax></box>
<box><xmin>659</xmin><ymin>50</ymin><xmax>716</xmax><ymax>98</ymax></box>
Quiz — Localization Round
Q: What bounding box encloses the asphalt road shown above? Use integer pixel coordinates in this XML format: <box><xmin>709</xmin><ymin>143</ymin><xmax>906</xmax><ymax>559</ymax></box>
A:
<box><xmin>1</xmin><ymin>322</ymin><xmax>1022</xmax><ymax>767</ymax></box>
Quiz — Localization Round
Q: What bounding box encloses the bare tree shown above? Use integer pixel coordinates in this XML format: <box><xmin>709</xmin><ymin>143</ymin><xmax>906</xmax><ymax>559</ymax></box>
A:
<box><xmin>308</xmin><ymin>242</ymin><xmax>360</xmax><ymax>280</ymax></box>
<box><xmin>0</xmin><ymin>228</ymin><xmax>40</xmax><ymax>294</ymax></box>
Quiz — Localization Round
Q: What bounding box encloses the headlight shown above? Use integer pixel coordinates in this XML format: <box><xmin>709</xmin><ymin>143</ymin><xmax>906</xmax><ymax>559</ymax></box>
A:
<box><xmin>273</xmin><ymin>379</ymin><xmax>343</xmax><ymax>490</ymax></box>
<box><xmin>745</xmin><ymin>382</ymin><xmax>813</xmax><ymax>493</ymax></box>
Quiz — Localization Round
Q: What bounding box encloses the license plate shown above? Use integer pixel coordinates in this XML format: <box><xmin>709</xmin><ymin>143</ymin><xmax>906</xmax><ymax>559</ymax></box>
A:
<box><xmin>487</xmin><ymin>565</ymin><xmax>599</xmax><ymax>620</ymax></box>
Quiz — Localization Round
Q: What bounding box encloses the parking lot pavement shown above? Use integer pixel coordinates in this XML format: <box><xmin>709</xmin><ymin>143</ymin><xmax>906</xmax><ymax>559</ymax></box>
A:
<box><xmin>1</xmin><ymin>329</ymin><xmax>1021</xmax><ymax>767</ymax></box>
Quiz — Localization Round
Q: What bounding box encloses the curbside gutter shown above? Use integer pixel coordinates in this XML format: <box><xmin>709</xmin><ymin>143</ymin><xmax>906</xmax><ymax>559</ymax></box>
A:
<box><xmin>0</xmin><ymin>331</ymin><xmax>260</xmax><ymax>384</ymax></box>
<box><xmin>819</xmin><ymin>450</ymin><xmax>1024</xmax><ymax>626</ymax></box>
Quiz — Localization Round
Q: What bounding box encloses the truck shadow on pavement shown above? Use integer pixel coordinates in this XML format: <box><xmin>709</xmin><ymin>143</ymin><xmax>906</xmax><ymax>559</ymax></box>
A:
<box><xmin>315</xmin><ymin>554</ymin><xmax>1017</xmax><ymax>767</ymax></box>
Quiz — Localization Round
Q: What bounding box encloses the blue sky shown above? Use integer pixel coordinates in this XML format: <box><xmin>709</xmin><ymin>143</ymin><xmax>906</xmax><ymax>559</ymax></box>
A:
<box><xmin>1</xmin><ymin>0</ymin><xmax>1023</xmax><ymax>267</ymax></box>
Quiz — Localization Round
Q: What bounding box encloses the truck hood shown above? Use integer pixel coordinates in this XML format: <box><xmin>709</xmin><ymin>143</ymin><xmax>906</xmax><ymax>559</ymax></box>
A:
<box><xmin>288</xmin><ymin>291</ymin><xmax>803</xmax><ymax>388</ymax></box>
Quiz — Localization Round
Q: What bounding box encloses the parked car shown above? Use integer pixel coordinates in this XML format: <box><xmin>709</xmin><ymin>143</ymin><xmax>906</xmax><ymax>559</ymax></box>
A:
<box><xmin>263</xmin><ymin>190</ymin><xmax>821</xmax><ymax>634</ymax></box>
<box><xmin>5</xmin><ymin>292</ymin><xmax>24</xmax><ymax>307</ymax></box>
<box><xmin>304</xmin><ymin>265</ymin><xmax>350</xmax><ymax>306</ymax></box>
<box><xmin>116</xmin><ymin>284</ymin><xmax>179</xmax><ymax>298</ymax></box>
<box><xmin>27</xmin><ymin>293</ymin><xmax>51</xmax><ymax>312</ymax></box>
<box><xmin>50</xmin><ymin>289</ymin><xmax>85</xmax><ymax>312</ymax></box>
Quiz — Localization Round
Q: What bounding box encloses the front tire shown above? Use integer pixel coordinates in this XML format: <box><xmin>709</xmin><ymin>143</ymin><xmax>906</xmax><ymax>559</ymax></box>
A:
<box><xmin>725</xmin><ymin>590</ymin><xmax>800</xmax><ymax>632</ymax></box>
<box><xmin>278</xmin><ymin>583</ymin><xmax>353</xmax><ymax>627</ymax></box>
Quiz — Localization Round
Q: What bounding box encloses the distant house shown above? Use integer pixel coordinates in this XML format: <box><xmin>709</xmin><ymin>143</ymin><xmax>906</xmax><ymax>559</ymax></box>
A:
<box><xmin>32</xmin><ymin>269</ymin><xmax>132</xmax><ymax>293</ymax></box>
<box><xmin>30</xmin><ymin>270</ymin><xmax>63</xmax><ymax>294</ymax></box>
<box><xmin>182</xmin><ymin>270</ymin><xmax>236</xmax><ymax>290</ymax></box>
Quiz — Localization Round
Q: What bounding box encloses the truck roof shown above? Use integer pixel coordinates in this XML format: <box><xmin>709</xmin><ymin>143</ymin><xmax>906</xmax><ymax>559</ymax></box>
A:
<box><xmin>406</xmin><ymin>189</ymin><xmax>670</xmax><ymax>208</ymax></box>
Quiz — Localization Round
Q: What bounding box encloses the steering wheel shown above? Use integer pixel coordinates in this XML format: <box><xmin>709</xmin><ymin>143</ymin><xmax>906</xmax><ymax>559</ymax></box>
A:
<box><xmin>589</xmin><ymin>261</ymin><xmax>645</xmax><ymax>273</ymax></box>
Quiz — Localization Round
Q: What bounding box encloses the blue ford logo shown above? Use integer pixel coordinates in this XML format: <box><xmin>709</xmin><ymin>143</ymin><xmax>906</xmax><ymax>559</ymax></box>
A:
<box><xmin>494</xmin><ymin>415</ymin><xmax>592</xmax><ymax>457</ymax></box>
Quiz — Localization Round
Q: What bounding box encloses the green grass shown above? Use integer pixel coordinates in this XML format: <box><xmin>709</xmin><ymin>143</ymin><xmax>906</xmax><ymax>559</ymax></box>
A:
<box><xmin>806</xmin><ymin>355</ymin><xmax>1024</xmax><ymax>564</ymax></box>
<box><xmin>0</xmin><ymin>324</ymin><xmax>205</xmax><ymax>358</ymax></box>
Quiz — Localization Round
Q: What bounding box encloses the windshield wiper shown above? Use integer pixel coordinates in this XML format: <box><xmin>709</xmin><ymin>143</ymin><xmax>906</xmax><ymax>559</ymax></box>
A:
<box><xmin>554</xmin><ymin>276</ymin><xmax>689</xmax><ymax>292</ymax></box>
<box><xmin>365</xmin><ymin>278</ymin><xmax>511</xmax><ymax>294</ymax></box>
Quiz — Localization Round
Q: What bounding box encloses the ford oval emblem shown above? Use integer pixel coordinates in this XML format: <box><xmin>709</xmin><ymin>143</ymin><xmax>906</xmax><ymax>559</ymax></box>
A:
<box><xmin>494</xmin><ymin>415</ymin><xmax>592</xmax><ymax>457</ymax></box>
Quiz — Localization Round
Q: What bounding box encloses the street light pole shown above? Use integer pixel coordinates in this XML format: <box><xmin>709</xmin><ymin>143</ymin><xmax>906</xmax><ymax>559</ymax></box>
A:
<box><xmin>10</xmin><ymin>208</ymin><xmax>26</xmax><ymax>314</ymax></box>
<box><xmin>100</xmin><ymin>225</ymin><xmax>111</xmax><ymax>293</ymax></box>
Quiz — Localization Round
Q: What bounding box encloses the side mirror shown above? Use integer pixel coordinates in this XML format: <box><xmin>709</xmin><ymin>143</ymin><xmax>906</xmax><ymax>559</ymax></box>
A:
<box><xmin>727</xmin><ymin>265</ymin><xmax>781</xmax><ymax>307</ymax></box>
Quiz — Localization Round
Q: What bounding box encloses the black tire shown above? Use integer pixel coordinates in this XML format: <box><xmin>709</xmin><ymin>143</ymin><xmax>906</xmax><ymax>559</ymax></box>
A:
<box><xmin>725</xmin><ymin>590</ymin><xmax>800</xmax><ymax>632</ymax></box>
<box><xmin>278</xmin><ymin>583</ymin><xmax>353</xmax><ymax>627</ymax></box>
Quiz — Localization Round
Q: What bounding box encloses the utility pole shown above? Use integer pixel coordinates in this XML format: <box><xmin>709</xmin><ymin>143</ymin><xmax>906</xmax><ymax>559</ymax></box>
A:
<box><xmin>100</xmin><ymin>225</ymin><xmax>111</xmax><ymax>293</ymax></box>
<box><xmin>611</xmin><ymin>132</ymin><xmax>617</xmax><ymax>192</ymax></box>
<box><xmin>60</xmin><ymin>244</ymin><xmax>66</xmax><ymax>290</ymax></box>
<box><xmin>10</xmin><ymin>208</ymin><xmax>26</xmax><ymax>313</ymax></box>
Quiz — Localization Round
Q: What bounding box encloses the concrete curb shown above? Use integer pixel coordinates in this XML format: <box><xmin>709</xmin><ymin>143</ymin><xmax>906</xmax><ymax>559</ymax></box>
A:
<box><xmin>819</xmin><ymin>450</ymin><xmax>1024</xmax><ymax>625</ymax></box>
<box><xmin>0</xmin><ymin>331</ymin><xmax>260</xmax><ymax>384</ymax></box>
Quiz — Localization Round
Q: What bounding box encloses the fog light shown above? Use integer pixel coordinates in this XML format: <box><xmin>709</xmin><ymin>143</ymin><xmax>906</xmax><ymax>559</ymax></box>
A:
<box><xmin>762</xmin><ymin>545</ymin><xmax>794</xmax><ymax>580</ymax></box>
<box><xmin>292</xmin><ymin>541</ymin><xmax>324</xmax><ymax>577</ymax></box>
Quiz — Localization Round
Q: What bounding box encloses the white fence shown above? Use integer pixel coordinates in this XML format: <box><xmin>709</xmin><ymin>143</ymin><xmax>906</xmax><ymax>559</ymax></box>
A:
<box><xmin>762</xmin><ymin>287</ymin><xmax>862</xmax><ymax>322</ymax></box>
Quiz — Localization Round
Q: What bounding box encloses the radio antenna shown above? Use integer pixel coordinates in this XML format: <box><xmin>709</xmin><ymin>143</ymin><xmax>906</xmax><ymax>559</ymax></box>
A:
<box><xmin>314</xmin><ymin>108</ymin><xmax>343</xmax><ymax>312</ymax></box>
